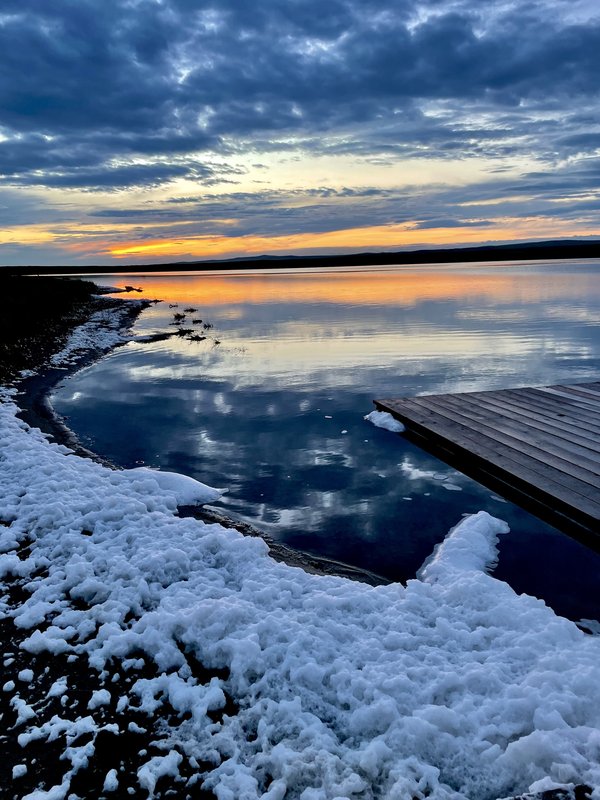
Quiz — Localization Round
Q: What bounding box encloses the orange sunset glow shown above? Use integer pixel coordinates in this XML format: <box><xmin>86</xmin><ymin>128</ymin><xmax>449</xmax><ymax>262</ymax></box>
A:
<box><xmin>103</xmin><ymin>217</ymin><xmax>599</xmax><ymax>262</ymax></box>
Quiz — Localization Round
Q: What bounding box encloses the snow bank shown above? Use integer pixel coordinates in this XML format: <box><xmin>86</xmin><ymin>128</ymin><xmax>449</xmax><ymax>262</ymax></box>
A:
<box><xmin>2</xmin><ymin>391</ymin><xmax>600</xmax><ymax>799</ymax></box>
<box><xmin>364</xmin><ymin>409</ymin><xmax>405</xmax><ymax>433</ymax></box>
<box><xmin>418</xmin><ymin>511</ymin><xmax>509</xmax><ymax>580</ymax></box>
<box><xmin>124</xmin><ymin>467</ymin><xmax>225</xmax><ymax>506</ymax></box>
<box><xmin>50</xmin><ymin>302</ymin><xmax>144</xmax><ymax>368</ymax></box>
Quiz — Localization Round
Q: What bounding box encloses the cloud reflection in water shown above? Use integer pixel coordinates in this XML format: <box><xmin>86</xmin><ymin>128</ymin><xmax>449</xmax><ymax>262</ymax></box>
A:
<box><xmin>53</xmin><ymin>263</ymin><xmax>600</xmax><ymax>622</ymax></box>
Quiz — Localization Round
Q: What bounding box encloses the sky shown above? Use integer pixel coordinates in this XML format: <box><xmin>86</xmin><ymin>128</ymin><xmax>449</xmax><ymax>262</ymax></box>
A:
<box><xmin>1</xmin><ymin>0</ymin><xmax>600</xmax><ymax>266</ymax></box>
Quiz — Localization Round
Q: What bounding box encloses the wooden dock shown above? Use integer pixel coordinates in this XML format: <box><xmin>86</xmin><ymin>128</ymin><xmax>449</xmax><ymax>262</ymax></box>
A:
<box><xmin>375</xmin><ymin>382</ymin><xmax>600</xmax><ymax>543</ymax></box>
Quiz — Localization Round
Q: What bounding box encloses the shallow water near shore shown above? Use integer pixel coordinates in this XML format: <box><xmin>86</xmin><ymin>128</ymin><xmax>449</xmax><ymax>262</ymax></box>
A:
<box><xmin>52</xmin><ymin>260</ymin><xmax>600</xmax><ymax>624</ymax></box>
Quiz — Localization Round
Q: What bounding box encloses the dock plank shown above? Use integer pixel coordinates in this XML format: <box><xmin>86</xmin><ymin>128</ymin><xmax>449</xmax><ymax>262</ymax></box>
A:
<box><xmin>490</xmin><ymin>389</ymin><xmax>600</xmax><ymax>432</ymax></box>
<box><xmin>434</xmin><ymin>391</ymin><xmax>600</xmax><ymax>459</ymax></box>
<box><xmin>375</xmin><ymin>381</ymin><xmax>600</xmax><ymax>542</ymax></box>
<box><xmin>400</xmin><ymin>397</ymin><xmax>600</xmax><ymax>502</ymax></box>
<box><xmin>534</xmin><ymin>386</ymin><xmax>600</xmax><ymax>412</ymax></box>
<box><xmin>505</xmin><ymin>388</ymin><xmax>600</xmax><ymax>424</ymax></box>
<box><xmin>466</xmin><ymin>389</ymin><xmax>600</xmax><ymax>440</ymax></box>
<box><xmin>553</xmin><ymin>384</ymin><xmax>600</xmax><ymax>402</ymax></box>
<box><xmin>448</xmin><ymin>391</ymin><xmax>600</xmax><ymax>455</ymax></box>
<box><xmin>419</xmin><ymin>394</ymin><xmax>600</xmax><ymax>480</ymax></box>
<box><xmin>460</xmin><ymin>389</ymin><xmax>600</xmax><ymax>441</ymax></box>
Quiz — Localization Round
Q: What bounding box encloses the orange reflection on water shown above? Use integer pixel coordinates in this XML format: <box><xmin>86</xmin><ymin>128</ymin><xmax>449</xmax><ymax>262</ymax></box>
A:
<box><xmin>115</xmin><ymin>264</ymin><xmax>600</xmax><ymax>309</ymax></box>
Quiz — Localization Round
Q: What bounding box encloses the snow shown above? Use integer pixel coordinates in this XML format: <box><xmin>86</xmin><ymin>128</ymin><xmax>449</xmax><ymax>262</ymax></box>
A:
<box><xmin>418</xmin><ymin>510</ymin><xmax>508</xmax><ymax>580</ymax></box>
<box><xmin>137</xmin><ymin>751</ymin><xmax>182</xmax><ymax>795</ymax></box>
<box><xmin>47</xmin><ymin>677</ymin><xmax>68</xmax><ymax>698</ymax></box>
<box><xmin>11</xmin><ymin>695</ymin><xmax>37</xmax><ymax>726</ymax></box>
<box><xmin>124</xmin><ymin>467</ymin><xmax>225</xmax><ymax>506</ymax></box>
<box><xmin>2</xmin><ymin>389</ymin><xmax>600</xmax><ymax>799</ymax></box>
<box><xmin>579</xmin><ymin>618</ymin><xmax>600</xmax><ymax>636</ymax></box>
<box><xmin>88</xmin><ymin>688</ymin><xmax>111</xmax><ymax>709</ymax></box>
<box><xmin>2</xmin><ymin>304</ymin><xmax>600</xmax><ymax>799</ymax></box>
<box><xmin>364</xmin><ymin>409</ymin><xmax>406</xmax><ymax>433</ymax></box>
<box><xmin>12</xmin><ymin>764</ymin><xmax>28</xmax><ymax>779</ymax></box>
<box><xmin>103</xmin><ymin>769</ymin><xmax>119</xmax><ymax>792</ymax></box>
<box><xmin>49</xmin><ymin>302</ymin><xmax>144</xmax><ymax>368</ymax></box>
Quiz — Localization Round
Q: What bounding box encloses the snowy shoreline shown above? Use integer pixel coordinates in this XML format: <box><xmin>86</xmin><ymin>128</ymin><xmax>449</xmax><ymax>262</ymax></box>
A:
<box><xmin>16</xmin><ymin>295</ymin><xmax>391</xmax><ymax>587</ymax></box>
<box><xmin>2</xmin><ymin>300</ymin><xmax>599</xmax><ymax>799</ymax></box>
<box><xmin>11</xmin><ymin>295</ymin><xmax>146</xmax><ymax>461</ymax></box>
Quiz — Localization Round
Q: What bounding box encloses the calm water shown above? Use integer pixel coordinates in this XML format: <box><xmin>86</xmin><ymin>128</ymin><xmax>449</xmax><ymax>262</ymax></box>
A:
<box><xmin>53</xmin><ymin>261</ymin><xmax>600</xmax><ymax>623</ymax></box>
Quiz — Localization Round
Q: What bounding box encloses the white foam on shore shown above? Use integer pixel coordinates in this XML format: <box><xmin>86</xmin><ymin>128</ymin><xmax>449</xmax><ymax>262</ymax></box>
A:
<box><xmin>1</xmin><ymin>389</ymin><xmax>600</xmax><ymax>799</ymax></box>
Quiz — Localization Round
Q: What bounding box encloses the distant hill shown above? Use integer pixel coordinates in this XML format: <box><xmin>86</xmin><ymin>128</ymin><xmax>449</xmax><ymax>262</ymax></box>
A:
<box><xmin>4</xmin><ymin>238</ymin><xmax>600</xmax><ymax>275</ymax></box>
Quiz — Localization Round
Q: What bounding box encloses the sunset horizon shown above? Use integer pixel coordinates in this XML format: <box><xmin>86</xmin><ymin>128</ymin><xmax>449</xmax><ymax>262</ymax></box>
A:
<box><xmin>1</xmin><ymin>0</ymin><xmax>600</xmax><ymax>266</ymax></box>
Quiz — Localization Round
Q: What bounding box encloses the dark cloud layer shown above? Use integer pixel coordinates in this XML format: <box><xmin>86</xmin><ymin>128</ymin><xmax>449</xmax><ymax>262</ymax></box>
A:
<box><xmin>1</xmin><ymin>0</ymin><xmax>599</xmax><ymax>191</ymax></box>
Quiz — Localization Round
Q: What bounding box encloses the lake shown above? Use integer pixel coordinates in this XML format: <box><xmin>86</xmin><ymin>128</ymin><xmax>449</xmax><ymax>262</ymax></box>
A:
<box><xmin>52</xmin><ymin>260</ymin><xmax>600</xmax><ymax>625</ymax></box>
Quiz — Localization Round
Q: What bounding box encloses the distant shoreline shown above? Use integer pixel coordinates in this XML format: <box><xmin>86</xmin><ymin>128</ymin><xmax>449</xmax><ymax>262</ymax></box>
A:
<box><xmin>4</xmin><ymin>237</ymin><xmax>600</xmax><ymax>275</ymax></box>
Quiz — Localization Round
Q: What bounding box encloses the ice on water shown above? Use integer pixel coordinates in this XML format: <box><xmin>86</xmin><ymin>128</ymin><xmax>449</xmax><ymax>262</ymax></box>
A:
<box><xmin>364</xmin><ymin>409</ymin><xmax>406</xmax><ymax>433</ymax></box>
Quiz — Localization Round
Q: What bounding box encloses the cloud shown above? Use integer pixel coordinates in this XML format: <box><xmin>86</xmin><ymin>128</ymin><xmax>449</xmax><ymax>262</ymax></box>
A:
<box><xmin>0</xmin><ymin>0</ymin><xmax>599</xmax><ymax>192</ymax></box>
<box><xmin>1</xmin><ymin>0</ymin><xmax>600</xmax><ymax>262</ymax></box>
<box><xmin>80</xmin><ymin>153</ymin><xmax>600</xmax><ymax>239</ymax></box>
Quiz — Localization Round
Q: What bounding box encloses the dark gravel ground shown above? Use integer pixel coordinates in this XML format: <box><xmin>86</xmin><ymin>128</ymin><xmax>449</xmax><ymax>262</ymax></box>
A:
<box><xmin>0</xmin><ymin>275</ymin><xmax>102</xmax><ymax>384</ymax></box>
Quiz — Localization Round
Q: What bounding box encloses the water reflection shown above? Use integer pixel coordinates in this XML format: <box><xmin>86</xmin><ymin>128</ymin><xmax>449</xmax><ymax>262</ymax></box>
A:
<box><xmin>54</xmin><ymin>261</ymin><xmax>600</xmax><ymax>623</ymax></box>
